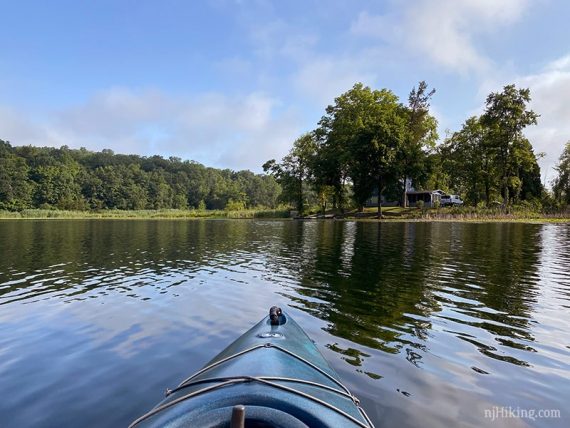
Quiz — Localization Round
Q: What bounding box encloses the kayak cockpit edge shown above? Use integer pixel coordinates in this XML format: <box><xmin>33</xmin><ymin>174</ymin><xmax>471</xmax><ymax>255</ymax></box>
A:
<box><xmin>129</xmin><ymin>306</ymin><xmax>375</xmax><ymax>428</ymax></box>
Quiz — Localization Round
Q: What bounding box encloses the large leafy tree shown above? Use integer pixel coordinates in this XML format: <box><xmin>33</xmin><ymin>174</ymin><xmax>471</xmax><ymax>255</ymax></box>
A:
<box><xmin>315</xmin><ymin>84</ymin><xmax>373</xmax><ymax>212</ymax></box>
<box><xmin>315</xmin><ymin>83</ymin><xmax>407</xmax><ymax>216</ymax></box>
<box><xmin>441</xmin><ymin>117</ymin><xmax>496</xmax><ymax>204</ymax></box>
<box><xmin>553</xmin><ymin>142</ymin><xmax>570</xmax><ymax>206</ymax></box>
<box><xmin>510</xmin><ymin>137</ymin><xmax>543</xmax><ymax>202</ymax></box>
<box><xmin>442</xmin><ymin>111</ymin><xmax>542</xmax><ymax>206</ymax></box>
<box><xmin>481</xmin><ymin>85</ymin><xmax>539</xmax><ymax>208</ymax></box>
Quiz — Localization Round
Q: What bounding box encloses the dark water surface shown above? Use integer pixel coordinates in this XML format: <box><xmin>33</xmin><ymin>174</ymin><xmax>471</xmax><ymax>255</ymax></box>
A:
<box><xmin>1</xmin><ymin>220</ymin><xmax>569</xmax><ymax>427</ymax></box>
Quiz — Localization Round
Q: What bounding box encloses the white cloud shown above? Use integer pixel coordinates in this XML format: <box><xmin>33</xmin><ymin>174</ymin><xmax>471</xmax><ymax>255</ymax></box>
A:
<box><xmin>249</xmin><ymin>20</ymin><xmax>318</xmax><ymax>62</ymax></box>
<box><xmin>174</xmin><ymin>92</ymin><xmax>301</xmax><ymax>168</ymax></box>
<box><xmin>0</xmin><ymin>106</ymin><xmax>47</xmax><ymax>143</ymax></box>
<box><xmin>293</xmin><ymin>55</ymin><xmax>378</xmax><ymax>106</ymax></box>
<box><xmin>517</xmin><ymin>55</ymin><xmax>570</xmax><ymax>183</ymax></box>
<box><xmin>473</xmin><ymin>55</ymin><xmax>570</xmax><ymax>184</ymax></box>
<box><xmin>0</xmin><ymin>88</ymin><xmax>303</xmax><ymax>171</ymax></box>
<box><xmin>351</xmin><ymin>0</ymin><xmax>530</xmax><ymax>74</ymax></box>
<box><xmin>244</xmin><ymin>18</ymin><xmax>379</xmax><ymax>107</ymax></box>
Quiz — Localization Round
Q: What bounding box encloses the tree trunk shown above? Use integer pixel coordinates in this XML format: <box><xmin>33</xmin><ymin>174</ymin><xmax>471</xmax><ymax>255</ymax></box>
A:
<box><xmin>515</xmin><ymin>166</ymin><xmax>522</xmax><ymax>203</ymax></box>
<box><xmin>377</xmin><ymin>176</ymin><xmax>383</xmax><ymax>219</ymax></box>
<box><xmin>298</xmin><ymin>178</ymin><xmax>304</xmax><ymax>214</ymax></box>
<box><xmin>502</xmin><ymin>141</ymin><xmax>511</xmax><ymax>212</ymax></box>
<box><xmin>472</xmin><ymin>177</ymin><xmax>479</xmax><ymax>205</ymax></box>
<box><xmin>402</xmin><ymin>175</ymin><xmax>408</xmax><ymax>208</ymax></box>
<box><xmin>503</xmin><ymin>176</ymin><xmax>509</xmax><ymax>213</ymax></box>
<box><xmin>339</xmin><ymin>178</ymin><xmax>346</xmax><ymax>214</ymax></box>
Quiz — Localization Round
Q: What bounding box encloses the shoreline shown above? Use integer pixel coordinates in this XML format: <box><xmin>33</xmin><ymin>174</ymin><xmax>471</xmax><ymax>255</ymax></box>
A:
<box><xmin>0</xmin><ymin>208</ymin><xmax>290</xmax><ymax>220</ymax></box>
<box><xmin>1</xmin><ymin>209</ymin><xmax>568</xmax><ymax>223</ymax></box>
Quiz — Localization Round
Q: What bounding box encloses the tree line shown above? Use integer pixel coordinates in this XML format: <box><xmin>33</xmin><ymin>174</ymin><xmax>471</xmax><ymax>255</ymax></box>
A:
<box><xmin>264</xmin><ymin>82</ymin><xmax>570</xmax><ymax>216</ymax></box>
<box><xmin>1</xmin><ymin>82</ymin><xmax>568</xmax><ymax>215</ymax></box>
<box><xmin>0</xmin><ymin>142</ymin><xmax>281</xmax><ymax>211</ymax></box>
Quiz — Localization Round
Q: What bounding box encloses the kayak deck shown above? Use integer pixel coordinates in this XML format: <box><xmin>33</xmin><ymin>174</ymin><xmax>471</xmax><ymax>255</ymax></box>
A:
<box><xmin>131</xmin><ymin>307</ymin><xmax>374</xmax><ymax>428</ymax></box>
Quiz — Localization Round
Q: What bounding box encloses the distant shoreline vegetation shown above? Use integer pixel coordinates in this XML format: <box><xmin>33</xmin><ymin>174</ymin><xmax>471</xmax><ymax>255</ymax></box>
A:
<box><xmin>1</xmin><ymin>82</ymin><xmax>569</xmax><ymax>219</ymax></box>
<box><xmin>0</xmin><ymin>141</ymin><xmax>282</xmax><ymax>212</ymax></box>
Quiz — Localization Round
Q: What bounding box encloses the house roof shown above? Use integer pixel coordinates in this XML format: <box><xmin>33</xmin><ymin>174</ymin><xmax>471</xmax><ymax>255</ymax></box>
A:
<box><xmin>406</xmin><ymin>189</ymin><xmax>446</xmax><ymax>195</ymax></box>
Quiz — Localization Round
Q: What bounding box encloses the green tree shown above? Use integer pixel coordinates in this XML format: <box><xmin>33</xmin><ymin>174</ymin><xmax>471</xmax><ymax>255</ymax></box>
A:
<box><xmin>315</xmin><ymin>83</ymin><xmax>407</xmax><ymax>217</ymax></box>
<box><xmin>400</xmin><ymin>81</ymin><xmax>438</xmax><ymax>207</ymax></box>
<box><xmin>552</xmin><ymin>141</ymin><xmax>570</xmax><ymax>206</ymax></box>
<box><xmin>481</xmin><ymin>85</ymin><xmax>539</xmax><ymax>208</ymax></box>
<box><xmin>309</xmin><ymin>140</ymin><xmax>347</xmax><ymax>211</ymax></box>
<box><xmin>147</xmin><ymin>170</ymin><xmax>172</xmax><ymax>209</ymax></box>
<box><xmin>443</xmin><ymin>106</ymin><xmax>542</xmax><ymax>206</ymax></box>
<box><xmin>316</xmin><ymin>84</ymin><xmax>377</xmax><ymax>212</ymax></box>
<box><xmin>0</xmin><ymin>140</ymin><xmax>34</xmax><ymax>210</ymax></box>
<box><xmin>32</xmin><ymin>164</ymin><xmax>84</xmax><ymax>209</ymax></box>
<box><xmin>441</xmin><ymin>117</ymin><xmax>496</xmax><ymax>204</ymax></box>
<box><xmin>510</xmin><ymin>137</ymin><xmax>543</xmax><ymax>202</ymax></box>
<box><xmin>264</xmin><ymin>133</ymin><xmax>316</xmax><ymax>214</ymax></box>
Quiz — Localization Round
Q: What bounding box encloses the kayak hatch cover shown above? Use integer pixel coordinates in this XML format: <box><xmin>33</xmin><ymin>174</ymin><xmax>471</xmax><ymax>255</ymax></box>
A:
<box><xmin>130</xmin><ymin>306</ymin><xmax>375</xmax><ymax>428</ymax></box>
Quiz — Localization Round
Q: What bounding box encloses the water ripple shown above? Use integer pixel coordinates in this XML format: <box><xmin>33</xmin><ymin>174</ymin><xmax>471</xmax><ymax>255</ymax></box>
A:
<box><xmin>0</xmin><ymin>220</ymin><xmax>569</xmax><ymax>428</ymax></box>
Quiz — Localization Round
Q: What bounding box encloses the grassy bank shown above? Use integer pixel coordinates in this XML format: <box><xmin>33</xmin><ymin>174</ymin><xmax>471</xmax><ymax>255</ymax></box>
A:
<box><xmin>0</xmin><ymin>208</ymin><xmax>291</xmax><ymax>220</ymax></box>
<box><xmin>342</xmin><ymin>206</ymin><xmax>570</xmax><ymax>223</ymax></box>
<box><xmin>1</xmin><ymin>206</ymin><xmax>568</xmax><ymax>223</ymax></box>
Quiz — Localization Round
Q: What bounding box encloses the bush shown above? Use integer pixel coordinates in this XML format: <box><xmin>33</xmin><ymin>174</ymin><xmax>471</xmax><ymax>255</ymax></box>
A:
<box><xmin>225</xmin><ymin>199</ymin><xmax>246</xmax><ymax>211</ymax></box>
<box><xmin>0</xmin><ymin>210</ymin><xmax>21</xmax><ymax>218</ymax></box>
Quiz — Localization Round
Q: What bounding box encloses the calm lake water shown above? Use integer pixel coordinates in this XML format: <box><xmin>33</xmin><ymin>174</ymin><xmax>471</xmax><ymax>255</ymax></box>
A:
<box><xmin>0</xmin><ymin>220</ymin><xmax>569</xmax><ymax>427</ymax></box>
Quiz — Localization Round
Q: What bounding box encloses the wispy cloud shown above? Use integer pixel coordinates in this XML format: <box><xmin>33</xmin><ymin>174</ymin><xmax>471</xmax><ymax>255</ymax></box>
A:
<box><xmin>0</xmin><ymin>88</ymin><xmax>303</xmax><ymax>171</ymax></box>
<box><xmin>351</xmin><ymin>0</ymin><xmax>530</xmax><ymax>74</ymax></box>
<box><xmin>2</xmin><ymin>0</ymin><xmax>565</xmax><ymax>181</ymax></box>
<box><xmin>517</xmin><ymin>55</ymin><xmax>570</xmax><ymax>183</ymax></box>
<box><xmin>468</xmin><ymin>54</ymin><xmax>570</xmax><ymax>183</ymax></box>
<box><xmin>292</xmin><ymin>54</ymin><xmax>379</xmax><ymax>107</ymax></box>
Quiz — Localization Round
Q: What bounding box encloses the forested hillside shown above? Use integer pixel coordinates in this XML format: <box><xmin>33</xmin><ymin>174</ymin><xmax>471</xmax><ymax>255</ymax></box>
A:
<box><xmin>0</xmin><ymin>141</ymin><xmax>280</xmax><ymax>211</ymax></box>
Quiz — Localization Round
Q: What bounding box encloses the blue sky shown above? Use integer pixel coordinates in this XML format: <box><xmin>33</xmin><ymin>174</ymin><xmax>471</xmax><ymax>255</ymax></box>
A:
<box><xmin>1</xmin><ymin>0</ymin><xmax>569</xmax><ymax>181</ymax></box>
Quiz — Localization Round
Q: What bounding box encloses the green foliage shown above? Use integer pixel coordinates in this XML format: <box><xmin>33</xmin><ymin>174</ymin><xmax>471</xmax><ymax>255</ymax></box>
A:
<box><xmin>225</xmin><ymin>199</ymin><xmax>246</xmax><ymax>211</ymax></box>
<box><xmin>440</xmin><ymin>96</ymin><xmax>543</xmax><ymax>207</ymax></box>
<box><xmin>552</xmin><ymin>142</ymin><xmax>570</xmax><ymax>206</ymax></box>
<box><xmin>400</xmin><ymin>81</ymin><xmax>438</xmax><ymax>206</ymax></box>
<box><xmin>480</xmin><ymin>84</ymin><xmax>539</xmax><ymax>207</ymax></box>
<box><xmin>266</xmin><ymin>81</ymin><xmax>549</xmax><ymax>218</ymax></box>
<box><xmin>263</xmin><ymin>133</ymin><xmax>317</xmax><ymax>214</ymax></box>
<box><xmin>0</xmin><ymin>140</ymin><xmax>281</xmax><ymax>212</ymax></box>
<box><xmin>0</xmin><ymin>141</ymin><xmax>34</xmax><ymax>210</ymax></box>
<box><xmin>312</xmin><ymin>83</ymin><xmax>409</xmax><ymax>216</ymax></box>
